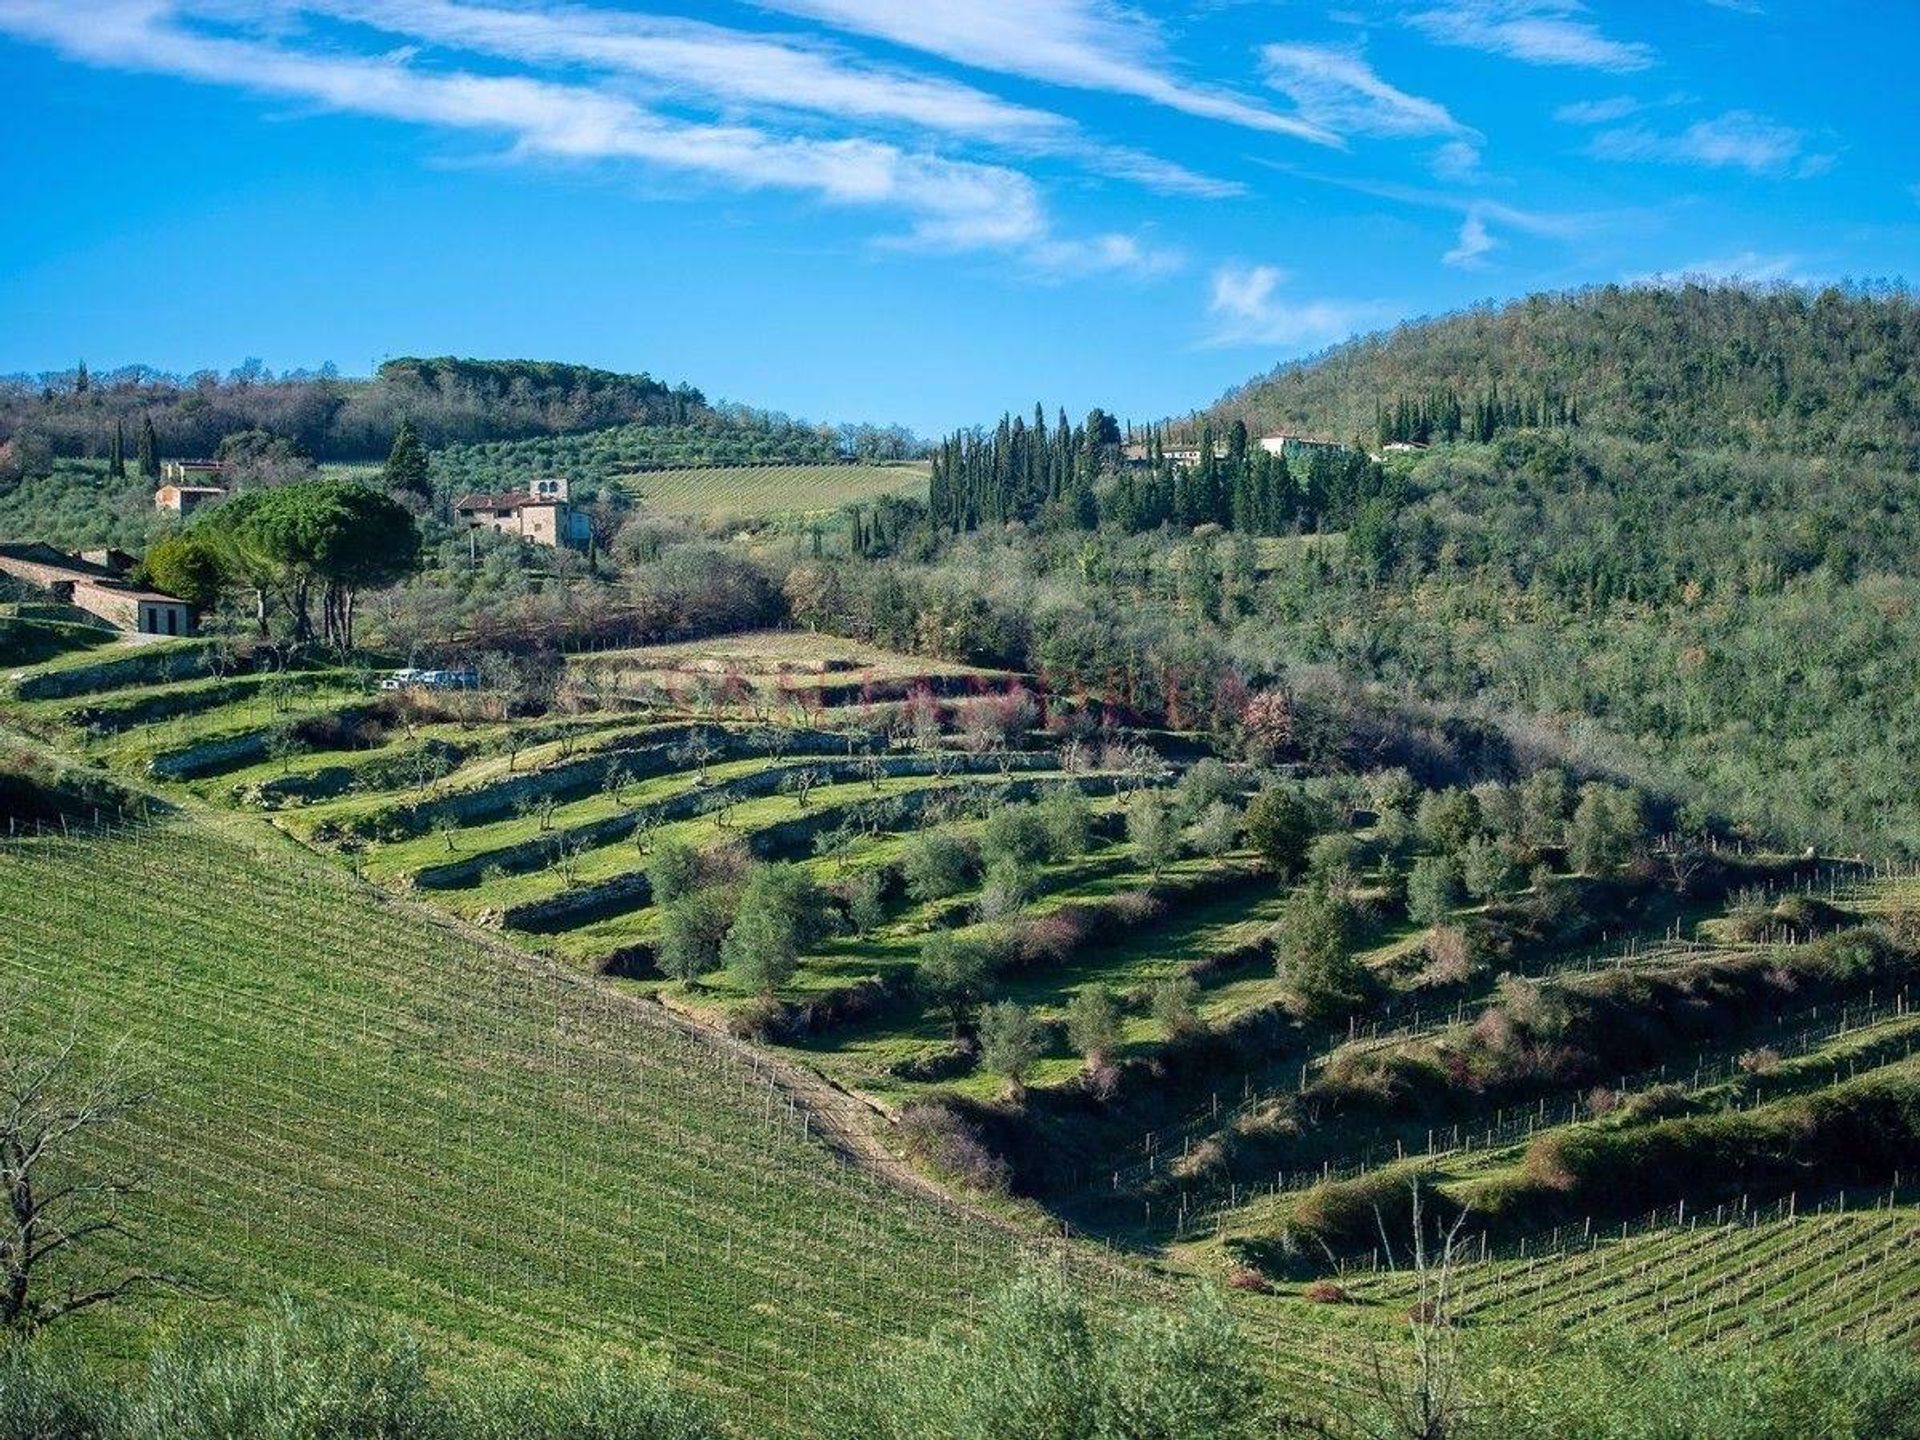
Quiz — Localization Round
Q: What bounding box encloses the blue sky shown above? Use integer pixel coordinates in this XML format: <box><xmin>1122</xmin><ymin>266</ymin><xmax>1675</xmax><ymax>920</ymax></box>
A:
<box><xmin>2</xmin><ymin>1</ymin><xmax>1916</xmax><ymax>435</ymax></box>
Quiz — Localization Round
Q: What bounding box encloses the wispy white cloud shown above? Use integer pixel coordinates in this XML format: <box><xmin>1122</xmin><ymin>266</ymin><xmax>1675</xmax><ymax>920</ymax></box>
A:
<box><xmin>0</xmin><ymin>0</ymin><xmax>1053</xmax><ymax>251</ymax></box>
<box><xmin>1259</xmin><ymin>42</ymin><xmax>1468</xmax><ymax>141</ymax></box>
<box><xmin>1202</xmin><ymin>263</ymin><xmax>1375</xmax><ymax>349</ymax></box>
<box><xmin>282</xmin><ymin>0</ymin><xmax>1235</xmax><ymax>197</ymax></box>
<box><xmin>1408</xmin><ymin>2</ymin><xmax>1654</xmax><ymax>72</ymax></box>
<box><xmin>1024</xmin><ymin>232</ymin><xmax>1185</xmax><ymax>281</ymax></box>
<box><xmin>0</xmin><ymin>0</ymin><xmax>1220</xmax><ymax>269</ymax></box>
<box><xmin>1254</xmin><ymin>159</ymin><xmax>1613</xmax><ymax>267</ymax></box>
<box><xmin>1443</xmin><ymin>210</ymin><xmax>1500</xmax><ymax>267</ymax></box>
<box><xmin>1591</xmin><ymin>109</ymin><xmax>1832</xmax><ymax>177</ymax></box>
<box><xmin>1430</xmin><ymin>138</ymin><xmax>1483</xmax><ymax>182</ymax></box>
<box><xmin>758</xmin><ymin>0</ymin><xmax>1339</xmax><ymax>144</ymax></box>
<box><xmin>1554</xmin><ymin>95</ymin><xmax>1642</xmax><ymax>124</ymax></box>
<box><xmin>299</xmin><ymin>0</ymin><xmax>1068</xmax><ymax>143</ymax></box>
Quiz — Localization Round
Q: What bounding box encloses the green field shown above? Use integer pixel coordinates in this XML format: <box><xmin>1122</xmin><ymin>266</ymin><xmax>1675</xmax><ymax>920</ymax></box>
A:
<box><xmin>0</xmin><ymin>817</ymin><xmax>1048</xmax><ymax>1433</ymax></box>
<box><xmin>615</xmin><ymin>463</ymin><xmax>928</xmax><ymax>517</ymax></box>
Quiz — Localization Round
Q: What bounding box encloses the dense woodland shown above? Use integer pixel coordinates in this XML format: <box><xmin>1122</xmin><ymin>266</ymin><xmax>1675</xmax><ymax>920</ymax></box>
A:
<box><xmin>1214</xmin><ymin>282</ymin><xmax>1919</xmax><ymax>459</ymax></box>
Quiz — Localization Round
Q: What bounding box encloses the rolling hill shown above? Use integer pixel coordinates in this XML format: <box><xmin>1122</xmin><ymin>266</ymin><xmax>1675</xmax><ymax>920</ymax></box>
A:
<box><xmin>1210</xmin><ymin>282</ymin><xmax>1920</xmax><ymax>462</ymax></box>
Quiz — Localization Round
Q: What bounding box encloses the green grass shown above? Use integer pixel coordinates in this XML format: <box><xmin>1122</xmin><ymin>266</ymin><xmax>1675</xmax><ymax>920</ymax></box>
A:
<box><xmin>0</xmin><ymin>817</ymin><xmax>1046</xmax><ymax>1434</ymax></box>
<box><xmin>614</xmin><ymin>463</ymin><xmax>928</xmax><ymax>517</ymax></box>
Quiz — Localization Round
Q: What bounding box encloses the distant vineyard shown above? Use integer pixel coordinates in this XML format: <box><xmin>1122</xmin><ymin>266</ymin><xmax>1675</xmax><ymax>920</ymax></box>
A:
<box><xmin>616</xmin><ymin>463</ymin><xmax>929</xmax><ymax>517</ymax></box>
<box><xmin>429</xmin><ymin>422</ymin><xmax>844</xmax><ymax>496</ymax></box>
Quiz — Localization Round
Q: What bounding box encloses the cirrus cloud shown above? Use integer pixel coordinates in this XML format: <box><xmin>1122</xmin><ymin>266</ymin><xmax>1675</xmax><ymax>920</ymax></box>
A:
<box><xmin>1408</xmin><ymin>2</ymin><xmax>1654</xmax><ymax>72</ymax></box>
<box><xmin>1202</xmin><ymin>263</ymin><xmax>1377</xmax><ymax>349</ymax></box>
<box><xmin>1590</xmin><ymin>109</ymin><xmax>1833</xmax><ymax>177</ymax></box>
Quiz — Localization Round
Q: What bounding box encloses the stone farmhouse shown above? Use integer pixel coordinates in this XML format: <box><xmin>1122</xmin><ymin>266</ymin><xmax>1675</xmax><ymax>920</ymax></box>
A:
<box><xmin>155</xmin><ymin>482</ymin><xmax>228</xmax><ymax>516</ymax></box>
<box><xmin>0</xmin><ymin>542</ymin><xmax>195</xmax><ymax>637</ymax></box>
<box><xmin>452</xmin><ymin>476</ymin><xmax>591</xmax><ymax>549</ymax></box>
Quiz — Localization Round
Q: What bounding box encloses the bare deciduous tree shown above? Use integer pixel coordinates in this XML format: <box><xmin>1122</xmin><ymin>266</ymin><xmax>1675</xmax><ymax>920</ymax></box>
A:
<box><xmin>1351</xmin><ymin>1181</ymin><xmax>1473</xmax><ymax>1440</ymax></box>
<box><xmin>1</xmin><ymin>1017</ymin><xmax>155</xmax><ymax>1334</ymax></box>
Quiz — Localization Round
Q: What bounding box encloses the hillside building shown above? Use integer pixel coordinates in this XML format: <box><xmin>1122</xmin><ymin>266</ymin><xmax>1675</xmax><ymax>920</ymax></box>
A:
<box><xmin>0</xmin><ymin>542</ymin><xmax>195</xmax><ymax>637</ymax></box>
<box><xmin>1258</xmin><ymin>433</ymin><xmax>1343</xmax><ymax>460</ymax></box>
<box><xmin>1121</xmin><ymin>441</ymin><xmax>1228</xmax><ymax>469</ymax></box>
<box><xmin>452</xmin><ymin>476</ymin><xmax>591</xmax><ymax>549</ymax></box>
<box><xmin>155</xmin><ymin>482</ymin><xmax>228</xmax><ymax>516</ymax></box>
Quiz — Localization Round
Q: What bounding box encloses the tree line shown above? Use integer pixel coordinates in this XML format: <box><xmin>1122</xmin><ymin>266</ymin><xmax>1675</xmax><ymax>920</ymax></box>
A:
<box><xmin>1374</xmin><ymin>380</ymin><xmax>1577</xmax><ymax>446</ymax></box>
<box><xmin>0</xmin><ymin>355</ymin><xmax>708</xmax><ymax>470</ymax></box>
<box><xmin>929</xmin><ymin>408</ymin><xmax>1400</xmax><ymax>539</ymax></box>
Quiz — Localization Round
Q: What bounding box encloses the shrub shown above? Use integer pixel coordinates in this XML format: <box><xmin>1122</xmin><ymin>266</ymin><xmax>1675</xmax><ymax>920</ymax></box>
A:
<box><xmin>120</xmin><ymin>1305</ymin><xmax>440</xmax><ymax>1440</ymax></box>
<box><xmin>1460</xmin><ymin>833</ymin><xmax>1520</xmax><ymax>900</ymax></box>
<box><xmin>1126</xmin><ymin>791</ymin><xmax>1182</xmax><ymax>879</ymax></box>
<box><xmin>1276</xmin><ymin>888</ymin><xmax>1368</xmax><ymax>1022</ymax></box>
<box><xmin>1187</xmin><ymin>799</ymin><xmax>1243</xmax><ymax>858</ymax></box>
<box><xmin>1245</xmin><ymin>786</ymin><xmax>1316</xmax><ymax>877</ymax></box>
<box><xmin>976</xmin><ymin>856</ymin><xmax>1038</xmax><ymax>921</ymax></box>
<box><xmin>1174</xmin><ymin>758</ymin><xmax>1238</xmax><ymax>822</ymax></box>
<box><xmin>1152</xmin><ymin>974</ymin><xmax>1203</xmax><ymax>1040</ymax></box>
<box><xmin>902</xmin><ymin>831</ymin><xmax>978</xmax><ymax>902</ymax></box>
<box><xmin>918</xmin><ymin>932</ymin><xmax>992</xmax><ymax>1036</ymax></box>
<box><xmin>1301</xmin><ymin>1280</ymin><xmax>1350</xmax><ymax>1304</ymax></box>
<box><xmin>1416</xmin><ymin>787</ymin><xmax>1483</xmax><ymax>855</ymax></box>
<box><xmin>1406</xmin><ymin>855</ymin><xmax>1465</xmax><ymax>925</ymax></box>
<box><xmin>1421</xmin><ymin>923</ymin><xmax>1486</xmax><ymax>986</ymax></box>
<box><xmin>656</xmin><ymin>894</ymin><xmax>728</xmax><ymax>981</ymax></box>
<box><xmin>1036</xmin><ymin>786</ymin><xmax>1093</xmax><ymax>860</ymax></box>
<box><xmin>1287</xmin><ymin>1172</ymin><xmax>1466</xmax><ymax>1257</ymax></box>
<box><xmin>645</xmin><ymin>839</ymin><xmax>701</xmax><ymax>905</ymax></box>
<box><xmin>1569</xmin><ymin>782</ymin><xmax>1646</xmax><ymax>876</ymax></box>
<box><xmin>981</xmin><ymin>803</ymin><xmax>1052</xmax><ymax>870</ymax></box>
<box><xmin>0</xmin><ymin>1344</ymin><xmax>109</xmax><ymax>1440</ymax></box>
<box><xmin>897</xmin><ymin>1101</ymin><xmax>1010</xmax><ymax>1193</ymax></box>
<box><xmin>722</xmin><ymin>862</ymin><xmax>827</xmax><ymax>994</ymax></box>
<box><xmin>838</xmin><ymin>1273</ymin><xmax>1266</xmax><ymax>1440</ymax></box>
<box><xmin>845</xmin><ymin>867</ymin><xmax>889</xmax><ymax>936</ymax></box>
<box><xmin>460</xmin><ymin>1359</ymin><xmax>721</xmax><ymax>1440</ymax></box>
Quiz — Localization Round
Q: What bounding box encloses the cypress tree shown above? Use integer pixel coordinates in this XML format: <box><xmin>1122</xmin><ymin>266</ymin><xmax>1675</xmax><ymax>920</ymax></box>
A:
<box><xmin>109</xmin><ymin>419</ymin><xmax>126</xmax><ymax>479</ymax></box>
<box><xmin>138</xmin><ymin>415</ymin><xmax>160</xmax><ymax>479</ymax></box>
<box><xmin>383</xmin><ymin>418</ymin><xmax>432</xmax><ymax>501</ymax></box>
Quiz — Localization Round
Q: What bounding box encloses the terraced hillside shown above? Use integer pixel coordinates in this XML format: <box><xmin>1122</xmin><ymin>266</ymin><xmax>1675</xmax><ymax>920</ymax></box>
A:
<box><xmin>0</xmin><ymin>816</ymin><xmax>1051</xmax><ymax>1435</ymax></box>
<box><xmin>1136</xmin><ymin>864</ymin><xmax>1920</xmax><ymax>1356</ymax></box>
<box><xmin>7</xmin><ymin>629</ymin><xmax>1918</xmax><ymax>1374</ymax></box>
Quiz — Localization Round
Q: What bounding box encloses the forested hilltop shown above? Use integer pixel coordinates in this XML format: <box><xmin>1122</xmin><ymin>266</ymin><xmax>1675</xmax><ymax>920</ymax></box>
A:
<box><xmin>889</xmin><ymin>283</ymin><xmax>1920</xmax><ymax>851</ymax></box>
<box><xmin>1210</xmin><ymin>283</ymin><xmax>1920</xmax><ymax>461</ymax></box>
<box><xmin>0</xmin><ymin>355</ymin><xmax>915</xmax><ymax>472</ymax></box>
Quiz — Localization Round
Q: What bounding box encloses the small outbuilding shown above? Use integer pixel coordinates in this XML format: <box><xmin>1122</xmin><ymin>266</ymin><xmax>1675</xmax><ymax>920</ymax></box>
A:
<box><xmin>155</xmin><ymin>483</ymin><xmax>228</xmax><ymax>516</ymax></box>
<box><xmin>0</xmin><ymin>542</ymin><xmax>195</xmax><ymax>637</ymax></box>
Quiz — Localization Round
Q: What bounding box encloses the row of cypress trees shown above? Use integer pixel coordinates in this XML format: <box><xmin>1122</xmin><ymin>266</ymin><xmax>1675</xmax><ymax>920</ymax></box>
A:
<box><xmin>929</xmin><ymin>409</ymin><xmax>1402</xmax><ymax>538</ymax></box>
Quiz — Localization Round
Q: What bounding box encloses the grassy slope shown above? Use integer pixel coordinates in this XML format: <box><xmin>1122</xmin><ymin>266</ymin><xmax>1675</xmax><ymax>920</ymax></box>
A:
<box><xmin>614</xmin><ymin>463</ymin><xmax>927</xmax><ymax>517</ymax></box>
<box><xmin>0</xmin><ymin>815</ymin><xmax>1042</xmax><ymax>1435</ymax></box>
